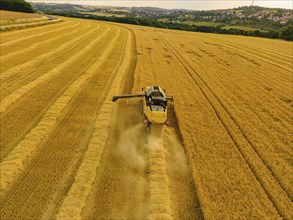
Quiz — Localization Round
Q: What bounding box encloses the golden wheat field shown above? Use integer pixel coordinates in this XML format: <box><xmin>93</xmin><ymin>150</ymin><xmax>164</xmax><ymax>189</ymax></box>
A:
<box><xmin>0</xmin><ymin>10</ymin><xmax>61</xmax><ymax>31</ymax></box>
<box><xmin>0</xmin><ymin>11</ymin><xmax>292</xmax><ymax>220</ymax></box>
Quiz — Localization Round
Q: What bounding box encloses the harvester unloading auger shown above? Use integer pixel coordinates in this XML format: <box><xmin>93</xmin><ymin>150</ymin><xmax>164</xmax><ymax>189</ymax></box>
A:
<box><xmin>112</xmin><ymin>86</ymin><xmax>173</xmax><ymax>126</ymax></box>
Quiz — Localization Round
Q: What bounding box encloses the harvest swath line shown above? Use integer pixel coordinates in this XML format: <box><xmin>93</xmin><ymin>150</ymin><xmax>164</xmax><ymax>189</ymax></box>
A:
<box><xmin>0</xmin><ymin>18</ymin><xmax>62</xmax><ymax>32</ymax></box>
<box><xmin>0</xmin><ymin>21</ymin><xmax>75</xmax><ymax>47</ymax></box>
<box><xmin>0</xmin><ymin>23</ymin><xmax>89</xmax><ymax>63</ymax></box>
<box><xmin>165</xmin><ymin>33</ymin><xmax>292</xmax><ymax>199</ymax></box>
<box><xmin>161</xmin><ymin>37</ymin><xmax>292</xmax><ymax>219</ymax></box>
<box><xmin>0</xmin><ymin>24</ymin><xmax>97</xmax><ymax>90</ymax></box>
<box><xmin>184</xmin><ymin>38</ymin><xmax>292</xmax><ymax>94</ymax></box>
<box><xmin>185</xmin><ymin>42</ymin><xmax>292</xmax><ymax>123</ymax></box>
<box><xmin>0</xmin><ymin>26</ymin><xmax>127</xmax><ymax>220</ymax></box>
<box><xmin>217</xmin><ymin>39</ymin><xmax>293</xmax><ymax>65</ymax></box>
<box><xmin>0</xmin><ymin>20</ymin><xmax>71</xmax><ymax>40</ymax></box>
<box><xmin>0</xmin><ymin>24</ymin><xmax>101</xmax><ymax>83</ymax></box>
<box><xmin>0</xmin><ymin>25</ymin><xmax>116</xmax><ymax>163</ymax></box>
<box><xmin>182</xmin><ymin>38</ymin><xmax>292</xmax><ymax>112</ymax></box>
<box><xmin>40</xmin><ymin>50</ymin><xmax>127</xmax><ymax>220</ymax></box>
<box><xmin>79</xmin><ymin>33</ymin><xmax>150</xmax><ymax>220</ymax></box>
<box><xmin>211</xmin><ymin>79</ymin><xmax>292</xmax><ymax>131</ymax></box>
<box><xmin>210</xmin><ymin>36</ymin><xmax>293</xmax><ymax>60</ymax></box>
<box><xmin>180</xmin><ymin>36</ymin><xmax>292</xmax><ymax>158</ymax></box>
<box><xmin>147</xmin><ymin>126</ymin><xmax>173</xmax><ymax>219</ymax></box>
<box><xmin>0</xmin><ymin>25</ymin><xmax>108</xmax><ymax>113</ymax></box>
<box><xmin>56</xmin><ymin>28</ymin><xmax>130</xmax><ymax>219</ymax></box>
<box><xmin>205</xmin><ymin>38</ymin><xmax>292</xmax><ymax>72</ymax></box>
<box><xmin>0</xmin><ymin>26</ymin><xmax>119</xmax><ymax>198</ymax></box>
<box><xmin>0</xmin><ymin>25</ymin><xmax>114</xmax><ymax>161</ymax></box>
<box><xmin>1</xmin><ymin>25</ymin><xmax>112</xmax><ymax>157</ymax></box>
<box><xmin>163</xmin><ymin>111</ymin><xmax>204</xmax><ymax>220</ymax></box>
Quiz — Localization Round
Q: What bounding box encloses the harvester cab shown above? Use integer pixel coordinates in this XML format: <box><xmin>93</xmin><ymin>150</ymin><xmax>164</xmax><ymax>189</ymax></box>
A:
<box><xmin>112</xmin><ymin>86</ymin><xmax>173</xmax><ymax>125</ymax></box>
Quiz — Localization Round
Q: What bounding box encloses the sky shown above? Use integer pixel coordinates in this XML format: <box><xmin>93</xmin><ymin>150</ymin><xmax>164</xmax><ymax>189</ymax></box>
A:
<box><xmin>29</xmin><ymin>1</ymin><xmax>293</xmax><ymax>10</ymax></box>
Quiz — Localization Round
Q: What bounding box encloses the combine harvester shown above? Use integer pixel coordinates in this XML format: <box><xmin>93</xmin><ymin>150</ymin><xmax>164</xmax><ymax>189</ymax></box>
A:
<box><xmin>112</xmin><ymin>86</ymin><xmax>173</xmax><ymax>127</ymax></box>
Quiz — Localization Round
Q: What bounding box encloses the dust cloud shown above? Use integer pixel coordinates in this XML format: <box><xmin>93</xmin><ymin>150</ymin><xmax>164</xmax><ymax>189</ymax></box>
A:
<box><xmin>117</xmin><ymin>124</ymin><xmax>147</xmax><ymax>169</ymax></box>
<box><xmin>115</xmin><ymin>120</ymin><xmax>191</xmax><ymax>219</ymax></box>
<box><xmin>163</xmin><ymin>127</ymin><xmax>189</xmax><ymax>175</ymax></box>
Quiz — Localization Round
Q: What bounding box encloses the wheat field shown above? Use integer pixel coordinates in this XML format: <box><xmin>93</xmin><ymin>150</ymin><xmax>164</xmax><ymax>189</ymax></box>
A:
<box><xmin>0</xmin><ymin>10</ymin><xmax>61</xmax><ymax>31</ymax></box>
<box><xmin>0</xmin><ymin>12</ymin><xmax>292</xmax><ymax>219</ymax></box>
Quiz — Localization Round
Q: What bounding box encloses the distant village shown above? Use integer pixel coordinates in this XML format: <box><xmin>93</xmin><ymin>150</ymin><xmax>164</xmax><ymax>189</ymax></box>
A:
<box><xmin>129</xmin><ymin>7</ymin><xmax>292</xmax><ymax>25</ymax></box>
<box><xmin>32</xmin><ymin>3</ymin><xmax>293</xmax><ymax>26</ymax></box>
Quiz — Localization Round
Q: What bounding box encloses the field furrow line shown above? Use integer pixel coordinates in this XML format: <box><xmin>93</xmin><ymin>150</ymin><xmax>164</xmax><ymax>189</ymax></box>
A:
<box><xmin>161</xmin><ymin>113</ymin><xmax>204</xmax><ymax>220</ymax></box>
<box><xmin>0</xmin><ymin>30</ymin><xmax>121</xmax><ymax>219</ymax></box>
<box><xmin>0</xmin><ymin>18</ymin><xmax>62</xmax><ymax>32</ymax></box>
<box><xmin>210</xmin><ymin>37</ymin><xmax>293</xmax><ymax>59</ymax></box>
<box><xmin>0</xmin><ymin>27</ymin><xmax>120</xmax><ymax>197</ymax></box>
<box><xmin>0</xmin><ymin>16</ymin><xmax>48</xmax><ymax>26</ymax></box>
<box><xmin>147</xmin><ymin>125</ymin><xmax>173</xmax><ymax>220</ymax></box>
<box><xmin>175</xmin><ymin>34</ymin><xmax>292</xmax><ymax>120</ymax></box>
<box><xmin>167</xmin><ymin>40</ymin><xmax>293</xmax><ymax>197</ymax></box>
<box><xmin>181</xmin><ymin>35</ymin><xmax>292</xmax><ymax>90</ymax></box>
<box><xmin>0</xmin><ymin>24</ymin><xmax>97</xmax><ymax>82</ymax></box>
<box><xmin>218</xmin><ymin>39</ymin><xmax>292</xmax><ymax>61</ymax></box>
<box><xmin>190</xmin><ymin>39</ymin><xmax>292</xmax><ymax>92</ymax></box>
<box><xmin>189</xmin><ymin>33</ymin><xmax>292</xmax><ymax>76</ymax></box>
<box><xmin>55</xmin><ymin>29</ymin><xmax>132</xmax><ymax>220</ymax></box>
<box><xmin>162</xmin><ymin>38</ymin><xmax>292</xmax><ymax>219</ymax></box>
<box><xmin>0</xmin><ymin>23</ymin><xmax>90</xmax><ymax>63</ymax></box>
<box><xmin>0</xmin><ymin>25</ymin><xmax>109</xmax><ymax>113</ymax></box>
<box><xmin>0</xmin><ymin>20</ymin><xmax>71</xmax><ymax>40</ymax></box>
<box><xmin>207</xmin><ymin>36</ymin><xmax>293</xmax><ymax>65</ymax></box>
<box><xmin>180</xmin><ymin>42</ymin><xmax>292</xmax><ymax>119</ymax></box>
<box><xmin>194</xmin><ymin>64</ymin><xmax>292</xmax><ymax>133</ymax></box>
<box><xmin>40</xmin><ymin>79</ymin><xmax>118</xmax><ymax>220</ymax></box>
<box><xmin>207</xmin><ymin>38</ymin><xmax>292</xmax><ymax>72</ymax></box>
<box><xmin>0</xmin><ymin>26</ymin><xmax>118</xmax><ymax>162</ymax></box>
<box><xmin>0</xmin><ymin>21</ymin><xmax>78</xmax><ymax>47</ymax></box>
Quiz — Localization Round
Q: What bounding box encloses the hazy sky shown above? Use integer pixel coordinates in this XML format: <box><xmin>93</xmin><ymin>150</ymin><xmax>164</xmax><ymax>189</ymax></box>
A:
<box><xmin>29</xmin><ymin>1</ymin><xmax>293</xmax><ymax>10</ymax></box>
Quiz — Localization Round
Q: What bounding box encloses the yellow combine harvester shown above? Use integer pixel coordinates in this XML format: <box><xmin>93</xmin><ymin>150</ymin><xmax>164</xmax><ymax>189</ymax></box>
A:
<box><xmin>112</xmin><ymin>86</ymin><xmax>173</xmax><ymax>126</ymax></box>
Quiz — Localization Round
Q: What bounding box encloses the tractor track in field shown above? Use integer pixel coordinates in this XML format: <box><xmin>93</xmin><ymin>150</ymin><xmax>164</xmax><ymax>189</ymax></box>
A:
<box><xmin>0</xmin><ymin>22</ymin><xmax>89</xmax><ymax>63</ymax></box>
<box><xmin>181</xmin><ymin>35</ymin><xmax>292</xmax><ymax>97</ymax></box>
<box><xmin>0</xmin><ymin>23</ymin><xmax>102</xmax><ymax>84</ymax></box>
<box><xmin>0</xmin><ymin>28</ymin><xmax>127</xmax><ymax>220</ymax></box>
<box><xmin>0</xmin><ymin>27</ymin><xmax>120</xmax><ymax>195</ymax></box>
<box><xmin>0</xmin><ymin>26</ymin><xmax>116</xmax><ymax>161</ymax></box>
<box><xmin>161</xmin><ymin>35</ymin><xmax>292</xmax><ymax>219</ymax></box>
<box><xmin>0</xmin><ymin>25</ymin><xmax>114</xmax><ymax>159</ymax></box>
<box><xmin>0</xmin><ymin>24</ymin><xmax>103</xmax><ymax>96</ymax></box>
<box><xmin>179</xmin><ymin>40</ymin><xmax>292</xmax><ymax>128</ymax></box>
<box><xmin>56</xmin><ymin>28</ymin><xmax>130</xmax><ymax>220</ymax></box>
<box><xmin>162</xmin><ymin>35</ymin><xmax>293</xmax><ymax>197</ymax></box>
<box><xmin>0</xmin><ymin>21</ymin><xmax>75</xmax><ymax>47</ymax></box>
<box><xmin>0</xmin><ymin>20</ymin><xmax>71</xmax><ymax>40</ymax></box>
<box><xmin>0</xmin><ymin>25</ymin><xmax>111</xmax><ymax>113</ymax></box>
<box><xmin>0</xmin><ymin>21</ymin><xmax>79</xmax><ymax>53</ymax></box>
<box><xmin>200</xmin><ymin>36</ymin><xmax>292</xmax><ymax>72</ymax></box>
<box><xmin>186</xmin><ymin>38</ymin><xmax>292</xmax><ymax>98</ymax></box>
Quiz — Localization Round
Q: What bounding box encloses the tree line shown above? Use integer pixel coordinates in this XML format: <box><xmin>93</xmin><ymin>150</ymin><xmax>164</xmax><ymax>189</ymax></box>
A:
<box><xmin>47</xmin><ymin>11</ymin><xmax>293</xmax><ymax>41</ymax></box>
<box><xmin>0</xmin><ymin>0</ymin><xmax>34</xmax><ymax>13</ymax></box>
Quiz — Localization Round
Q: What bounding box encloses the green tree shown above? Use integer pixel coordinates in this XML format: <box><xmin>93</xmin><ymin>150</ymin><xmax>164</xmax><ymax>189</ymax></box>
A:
<box><xmin>0</xmin><ymin>0</ymin><xmax>34</xmax><ymax>13</ymax></box>
<box><xmin>279</xmin><ymin>25</ymin><xmax>293</xmax><ymax>41</ymax></box>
